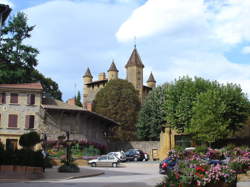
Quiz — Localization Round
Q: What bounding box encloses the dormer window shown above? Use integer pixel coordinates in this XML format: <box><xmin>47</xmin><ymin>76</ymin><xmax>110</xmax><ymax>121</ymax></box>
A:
<box><xmin>27</xmin><ymin>94</ymin><xmax>35</xmax><ymax>105</ymax></box>
<box><xmin>10</xmin><ymin>93</ymin><xmax>18</xmax><ymax>104</ymax></box>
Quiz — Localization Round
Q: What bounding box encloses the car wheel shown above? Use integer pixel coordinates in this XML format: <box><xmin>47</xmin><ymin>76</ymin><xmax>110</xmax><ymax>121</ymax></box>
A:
<box><xmin>134</xmin><ymin>157</ymin><xmax>138</xmax><ymax>162</ymax></box>
<box><xmin>91</xmin><ymin>162</ymin><xmax>96</xmax><ymax>167</ymax></box>
<box><xmin>112</xmin><ymin>163</ymin><xmax>117</xmax><ymax>168</ymax></box>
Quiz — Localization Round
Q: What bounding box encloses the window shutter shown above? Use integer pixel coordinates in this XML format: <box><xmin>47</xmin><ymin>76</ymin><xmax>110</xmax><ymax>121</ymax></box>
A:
<box><xmin>10</xmin><ymin>93</ymin><xmax>18</xmax><ymax>104</ymax></box>
<box><xmin>8</xmin><ymin>115</ymin><xmax>17</xmax><ymax>128</ymax></box>
<box><xmin>25</xmin><ymin>115</ymin><xmax>29</xmax><ymax>128</ymax></box>
<box><xmin>31</xmin><ymin>94</ymin><xmax>35</xmax><ymax>105</ymax></box>
<box><xmin>0</xmin><ymin>93</ymin><xmax>6</xmax><ymax>104</ymax></box>
<box><xmin>29</xmin><ymin>115</ymin><xmax>35</xmax><ymax>128</ymax></box>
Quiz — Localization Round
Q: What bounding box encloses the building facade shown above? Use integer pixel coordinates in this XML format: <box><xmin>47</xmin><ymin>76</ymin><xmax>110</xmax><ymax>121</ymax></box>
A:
<box><xmin>0</xmin><ymin>83</ymin><xmax>43</xmax><ymax>150</ymax></box>
<box><xmin>83</xmin><ymin>47</ymin><xmax>156</xmax><ymax>110</ymax></box>
<box><xmin>0</xmin><ymin>82</ymin><xmax>118</xmax><ymax>150</ymax></box>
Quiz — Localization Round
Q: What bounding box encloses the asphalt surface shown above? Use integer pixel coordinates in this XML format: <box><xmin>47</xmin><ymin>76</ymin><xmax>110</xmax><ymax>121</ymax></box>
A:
<box><xmin>0</xmin><ymin>162</ymin><xmax>164</xmax><ymax>187</ymax></box>
<box><xmin>1</xmin><ymin>162</ymin><xmax>250</xmax><ymax>187</ymax></box>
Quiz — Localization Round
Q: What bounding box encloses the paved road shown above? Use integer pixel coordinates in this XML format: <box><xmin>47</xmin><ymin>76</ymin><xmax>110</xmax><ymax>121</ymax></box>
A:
<box><xmin>0</xmin><ymin>162</ymin><xmax>164</xmax><ymax>187</ymax></box>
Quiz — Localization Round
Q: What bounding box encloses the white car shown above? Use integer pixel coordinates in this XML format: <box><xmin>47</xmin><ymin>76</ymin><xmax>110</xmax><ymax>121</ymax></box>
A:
<box><xmin>88</xmin><ymin>155</ymin><xmax>120</xmax><ymax>167</ymax></box>
<box><xmin>107</xmin><ymin>151</ymin><xmax>126</xmax><ymax>162</ymax></box>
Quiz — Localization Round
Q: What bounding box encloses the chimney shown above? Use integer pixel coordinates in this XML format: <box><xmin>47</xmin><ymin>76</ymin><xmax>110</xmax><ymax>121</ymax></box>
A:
<box><xmin>98</xmin><ymin>72</ymin><xmax>106</xmax><ymax>80</ymax></box>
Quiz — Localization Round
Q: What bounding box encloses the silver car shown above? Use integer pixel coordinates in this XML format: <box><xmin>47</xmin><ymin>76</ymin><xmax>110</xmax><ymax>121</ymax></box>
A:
<box><xmin>88</xmin><ymin>155</ymin><xmax>120</xmax><ymax>167</ymax></box>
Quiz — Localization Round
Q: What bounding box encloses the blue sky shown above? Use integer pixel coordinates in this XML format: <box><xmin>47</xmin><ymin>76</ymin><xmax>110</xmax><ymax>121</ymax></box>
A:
<box><xmin>2</xmin><ymin>0</ymin><xmax>250</xmax><ymax>101</ymax></box>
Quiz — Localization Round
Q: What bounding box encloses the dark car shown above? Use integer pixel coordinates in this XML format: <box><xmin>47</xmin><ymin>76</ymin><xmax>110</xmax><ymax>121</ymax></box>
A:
<box><xmin>125</xmin><ymin>149</ymin><xmax>145</xmax><ymax>161</ymax></box>
<box><xmin>159</xmin><ymin>157</ymin><xmax>177</xmax><ymax>174</ymax></box>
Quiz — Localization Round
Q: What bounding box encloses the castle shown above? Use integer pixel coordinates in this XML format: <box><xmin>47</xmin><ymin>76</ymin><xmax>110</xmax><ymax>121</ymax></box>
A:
<box><xmin>82</xmin><ymin>47</ymin><xmax>156</xmax><ymax>111</ymax></box>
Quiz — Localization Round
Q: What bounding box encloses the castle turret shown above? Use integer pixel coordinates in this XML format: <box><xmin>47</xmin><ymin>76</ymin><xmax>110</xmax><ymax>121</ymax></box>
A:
<box><xmin>108</xmin><ymin>60</ymin><xmax>119</xmax><ymax>81</ymax></box>
<box><xmin>147</xmin><ymin>72</ymin><xmax>156</xmax><ymax>88</ymax></box>
<box><xmin>83</xmin><ymin>68</ymin><xmax>93</xmax><ymax>105</ymax></box>
<box><xmin>125</xmin><ymin>47</ymin><xmax>144</xmax><ymax>94</ymax></box>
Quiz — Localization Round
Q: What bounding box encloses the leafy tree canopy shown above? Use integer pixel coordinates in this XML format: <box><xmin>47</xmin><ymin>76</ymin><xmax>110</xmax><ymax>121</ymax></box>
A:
<box><xmin>93</xmin><ymin>79</ymin><xmax>140</xmax><ymax>141</ymax></box>
<box><xmin>165</xmin><ymin>76</ymin><xmax>250</xmax><ymax>143</ymax></box>
<box><xmin>0</xmin><ymin>12</ymin><xmax>62</xmax><ymax>100</ymax></box>
<box><xmin>136</xmin><ymin>84</ymin><xmax>168</xmax><ymax>140</ymax></box>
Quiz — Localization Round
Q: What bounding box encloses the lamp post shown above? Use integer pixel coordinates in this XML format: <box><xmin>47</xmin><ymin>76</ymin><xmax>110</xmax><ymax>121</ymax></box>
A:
<box><xmin>65</xmin><ymin>131</ymin><xmax>72</xmax><ymax>165</ymax></box>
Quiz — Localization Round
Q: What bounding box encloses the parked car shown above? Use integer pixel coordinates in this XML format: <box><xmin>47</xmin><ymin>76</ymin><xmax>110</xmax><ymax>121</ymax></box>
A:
<box><xmin>88</xmin><ymin>155</ymin><xmax>120</xmax><ymax>167</ymax></box>
<box><xmin>107</xmin><ymin>151</ymin><xmax>126</xmax><ymax>162</ymax></box>
<box><xmin>125</xmin><ymin>149</ymin><xmax>145</xmax><ymax>161</ymax></box>
<box><xmin>159</xmin><ymin>157</ymin><xmax>177</xmax><ymax>174</ymax></box>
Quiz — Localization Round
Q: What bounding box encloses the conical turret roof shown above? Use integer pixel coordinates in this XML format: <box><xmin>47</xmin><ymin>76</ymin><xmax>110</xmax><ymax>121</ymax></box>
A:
<box><xmin>83</xmin><ymin>67</ymin><xmax>93</xmax><ymax>78</ymax></box>
<box><xmin>108</xmin><ymin>60</ymin><xmax>119</xmax><ymax>72</ymax></box>
<box><xmin>147</xmin><ymin>72</ymin><xmax>156</xmax><ymax>83</ymax></box>
<box><xmin>125</xmin><ymin>47</ymin><xmax>144</xmax><ymax>68</ymax></box>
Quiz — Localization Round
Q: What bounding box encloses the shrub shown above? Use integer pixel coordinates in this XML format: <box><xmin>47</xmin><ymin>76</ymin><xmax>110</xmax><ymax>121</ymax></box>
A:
<box><xmin>19</xmin><ymin>131</ymin><xmax>40</xmax><ymax>148</ymax></box>
<box><xmin>58</xmin><ymin>163</ymin><xmax>79</xmax><ymax>173</ymax></box>
<box><xmin>83</xmin><ymin>145</ymin><xmax>100</xmax><ymax>156</ymax></box>
<box><xmin>194</xmin><ymin>145</ymin><xmax>208</xmax><ymax>154</ymax></box>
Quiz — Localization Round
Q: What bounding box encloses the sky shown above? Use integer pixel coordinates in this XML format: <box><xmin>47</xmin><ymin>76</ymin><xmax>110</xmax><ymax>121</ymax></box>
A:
<box><xmin>2</xmin><ymin>0</ymin><xmax>250</xmax><ymax>101</ymax></box>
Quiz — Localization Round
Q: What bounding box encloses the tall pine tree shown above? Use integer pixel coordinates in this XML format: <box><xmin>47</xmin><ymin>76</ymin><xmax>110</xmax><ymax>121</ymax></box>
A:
<box><xmin>0</xmin><ymin>12</ymin><xmax>62</xmax><ymax>100</ymax></box>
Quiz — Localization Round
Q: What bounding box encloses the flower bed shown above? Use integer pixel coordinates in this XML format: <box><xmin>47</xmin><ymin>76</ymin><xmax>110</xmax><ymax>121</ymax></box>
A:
<box><xmin>156</xmin><ymin>146</ymin><xmax>250</xmax><ymax>187</ymax></box>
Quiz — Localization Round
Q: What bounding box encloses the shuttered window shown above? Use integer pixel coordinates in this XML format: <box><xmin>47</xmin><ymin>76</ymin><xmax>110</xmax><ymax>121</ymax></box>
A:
<box><xmin>0</xmin><ymin>93</ymin><xmax>6</xmax><ymax>104</ymax></box>
<box><xmin>8</xmin><ymin>114</ymin><xmax>18</xmax><ymax>128</ymax></box>
<box><xmin>27</xmin><ymin>94</ymin><xmax>35</xmax><ymax>105</ymax></box>
<box><xmin>25</xmin><ymin>115</ymin><xmax>35</xmax><ymax>129</ymax></box>
<box><xmin>10</xmin><ymin>93</ymin><xmax>18</xmax><ymax>104</ymax></box>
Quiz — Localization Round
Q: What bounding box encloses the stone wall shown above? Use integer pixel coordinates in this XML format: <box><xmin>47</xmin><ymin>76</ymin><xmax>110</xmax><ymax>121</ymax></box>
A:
<box><xmin>107</xmin><ymin>141</ymin><xmax>160</xmax><ymax>160</ymax></box>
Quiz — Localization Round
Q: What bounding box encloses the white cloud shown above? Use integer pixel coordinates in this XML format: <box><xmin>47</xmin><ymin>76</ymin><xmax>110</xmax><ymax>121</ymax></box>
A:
<box><xmin>20</xmin><ymin>0</ymin><xmax>250</xmax><ymax>100</ymax></box>
<box><xmin>116</xmin><ymin>0</ymin><xmax>206</xmax><ymax>42</ymax></box>
<box><xmin>213</xmin><ymin>0</ymin><xmax>250</xmax><ymax>44</ymax></box>
<box><xmin>0</xmin><ymin>0</ymin><xmax>14</xmax><ymax>7</ymax></box>
<box><xmin>116</xmin><ymin>0</ymin><xmax>250</xmax><ymax>45</ymax></box>
<box><xmin>23</xmin><ymin>0</ymin><xmax>138</xmax><ymax>100</ymax></box>
<box><xmin>242</xmin><ymin>46</ymin><xmax>250</xmax><ymax>54</ymax></box>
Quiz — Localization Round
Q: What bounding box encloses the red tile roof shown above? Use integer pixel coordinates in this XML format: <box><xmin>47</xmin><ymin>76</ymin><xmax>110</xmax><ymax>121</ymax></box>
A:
<box><xmin>0</xmin><ymin>82</ymin><xmax>43</xmax><ymax>90</ymax></box>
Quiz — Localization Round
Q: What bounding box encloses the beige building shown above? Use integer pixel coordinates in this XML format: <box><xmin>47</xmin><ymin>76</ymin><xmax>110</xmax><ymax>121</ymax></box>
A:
<box><xmin>0</xmin><ymin>82</ymin><xmax>118</xmax><ymax>150</ymax></box>
<box><xmin>83</xmin><ymin>47</ymin><xmax>156</xmax><ymax>110</ymax></box>
<box><xmin>0</xmin><ymin>82</ymin><xmax>43</xmax><ymax>150</ymax></box>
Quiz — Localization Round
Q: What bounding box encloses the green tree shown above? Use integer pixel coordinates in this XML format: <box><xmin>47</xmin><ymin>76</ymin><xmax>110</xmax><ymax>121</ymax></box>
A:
<box><xmin>136</xmin><ymin>84</ymin><xmax>168</xmax><ymax>140</ymax></box>
<box><xmin>75</xmin><ymin>91</ymin><xmax>82</xmax><ymax>107</ymax></box>
<box><xmin>0</xmin><ymin>12</ymin><xmax>62</xmax><ymax>100</ymax></box>
<box><xmin>93</xmin><ymin>79</ymin><xmax>140</xmax><ymax>141</ymax></box>
<box><xmin>187</xmin><ymin>89</ymin><xmax>229</xmax><ymax>143</ymax></box>
<box><xmin>188</xmin><ymin>83</ymin><xmax>250</xmax><ymax>143</ymax></box>
<box><xmin>165</xmin><ymin>76</ymin><xmax>218</xmax><ymax>132</ymax></box>
<box><xmin>165</xmin><ymin>76</ymin><xmax>250</xmax><ymax>143</ymax></box>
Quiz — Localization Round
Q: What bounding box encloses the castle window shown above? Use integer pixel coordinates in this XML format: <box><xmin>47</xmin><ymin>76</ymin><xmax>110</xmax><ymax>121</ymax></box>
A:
<box><xmin>8</xmin><ymin>114</ymin><xmax>18</xmax><ymax>128</ymax></box>
<box><xmin>27</xmin><ymin>94</ymin><xmax>35</xmax><ymax>105</ymax></box>
<box><xmin>0</xmin><ymin>93</ymin><xmax>6</xmax><ymax>104</ymax></box>
<box><xmin>10</xmin><ymin>93</ymin><xmax>18</xmax><ymax>104</ymax></box>
<box><xmin>25</xmin><ymin>115</ymin><xmax>35</xmax><ymax>129</ymax></box>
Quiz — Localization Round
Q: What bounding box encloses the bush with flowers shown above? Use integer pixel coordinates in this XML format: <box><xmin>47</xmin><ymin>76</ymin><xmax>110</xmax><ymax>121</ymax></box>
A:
<box><xmin>155</xmin><ymin>146</ymin><xmax>250</xmax><ymax>187</ymax></box>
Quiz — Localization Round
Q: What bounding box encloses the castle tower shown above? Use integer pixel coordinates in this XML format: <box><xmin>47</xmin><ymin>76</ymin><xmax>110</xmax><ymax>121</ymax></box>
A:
<box><xmin>147</xmin><ymin>72</ymin><xmax>156</xmax><ymax>88</ymax></box>
<box><xmin>108</xmin><ymin>60</ymin><xmax>119</xmax><ymax>81</ymax></box>
<box><xmin>125</xmin><ymin>47</ymin><xmax>144</xmax><ymax>95</ymax></box>
<box><xmin>83</xmin><ymin>67</ymin><xmax>93</xmax><ymax>105</ymax></box>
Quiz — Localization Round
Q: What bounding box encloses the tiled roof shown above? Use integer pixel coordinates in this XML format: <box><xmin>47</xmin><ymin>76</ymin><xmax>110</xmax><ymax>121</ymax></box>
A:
<box><xmin>147</xmin><ymin>72</ymin><xmax>156</xmax><ymax>83</ymax></box>
<box><xmin>85</xmin><ymin>79</ymin><xmax>108</xmax><ymax>85</ymax></box>
<box><xmin>125</xmin><ymin>48</ymin><xmax>144</xmax><ymax>68</ymax></box>
<box><xmin>0</xmin><ymin>82</ymin><xmax>43</xmax><ymax>90</ymax></box>
<box><xmin>83</xmin><ymin>68</ymin><xmax>93</xmax><ymax>78</ymax></box>
<box><xmin>108</xmin><ymin>60</ymin><xmax>119</xmax><ymax>72</ymax></box>
<box><xmin>42</xmin><ymin>98</ymin><xmax>118</xmax><ymax>126</ymax></box>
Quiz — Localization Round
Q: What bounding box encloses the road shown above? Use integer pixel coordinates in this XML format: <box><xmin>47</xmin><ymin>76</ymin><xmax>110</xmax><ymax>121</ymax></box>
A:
<box><xmin>0</xmin><ymin>162</ymin><xmax>164</xmax><ymax>187</ymax></box>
